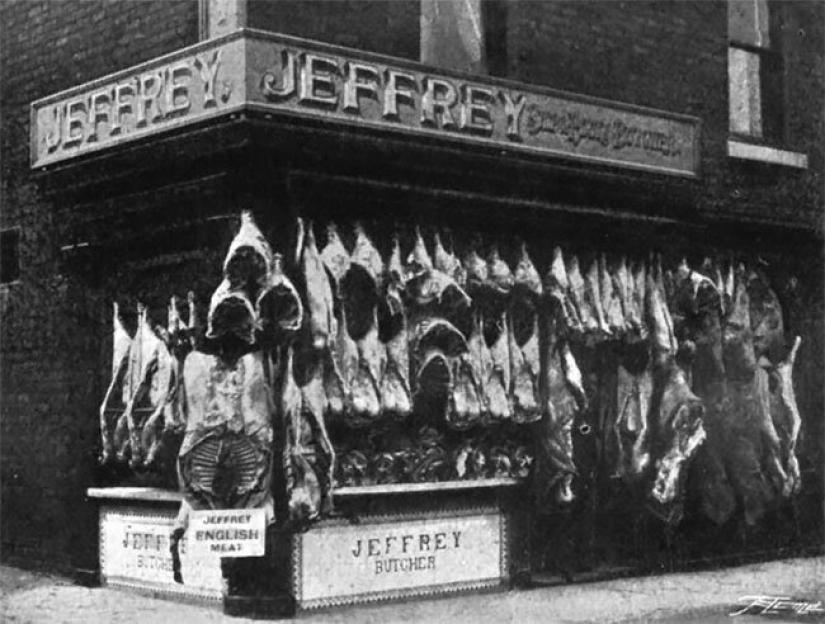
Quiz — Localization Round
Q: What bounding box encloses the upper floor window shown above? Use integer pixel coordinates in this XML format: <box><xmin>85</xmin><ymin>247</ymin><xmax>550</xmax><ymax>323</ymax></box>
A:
<box><xmin>728</xmin><ymin>0</ymin><xmax>784</xmax><ymax>142</ymax></box>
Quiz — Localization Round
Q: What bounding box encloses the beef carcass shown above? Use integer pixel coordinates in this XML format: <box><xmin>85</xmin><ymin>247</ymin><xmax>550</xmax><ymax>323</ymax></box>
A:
<box><xmin>300</xmin><ymin>219</ymin><xmax>336</xmax><ymax>350</ymax></box>
<box><xmin>510</xmin><ymin>243</ymin><xmax>542</xmax><ymax>424</ymax></box>
<box><xmin>178</xmin><ymin>349</ymin><xmax>275</xmax><ymax>513</ymax></box>
<box><xmin>99</xmin><ymin>302</ymin><xmax>133</xmax><ymax>465</ymax></box>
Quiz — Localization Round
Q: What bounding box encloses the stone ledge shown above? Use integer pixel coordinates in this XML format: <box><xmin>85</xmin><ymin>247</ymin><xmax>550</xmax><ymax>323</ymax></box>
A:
<box><xmin>87</xmin><ymin>479</ymin><xmax>524</xmax><ymax>504</ymax></box>
<box><xmin>727</xmin><ymin>139</ymin><xmax>809</xmax><ymax>169</ymax></box>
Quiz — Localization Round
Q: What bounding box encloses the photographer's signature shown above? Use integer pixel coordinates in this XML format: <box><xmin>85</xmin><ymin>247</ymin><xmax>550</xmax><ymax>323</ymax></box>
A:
<box><xmin>731</xmin><ymin>595</ymin><xmax>825</xmax><ymax>618</ymax></box>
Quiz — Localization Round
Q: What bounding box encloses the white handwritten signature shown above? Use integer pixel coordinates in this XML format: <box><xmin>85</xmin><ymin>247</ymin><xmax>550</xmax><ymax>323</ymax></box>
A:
<box><xmin>730</xmin><ymin>595</ymin><xmax>825</xmax><ymax>617</ymax></box>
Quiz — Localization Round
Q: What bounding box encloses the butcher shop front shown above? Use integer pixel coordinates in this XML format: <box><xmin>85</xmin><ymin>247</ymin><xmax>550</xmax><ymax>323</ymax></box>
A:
<box><xmin>31</xmin><ymin>28</ymin><xmax>823</xmax><ymax>617</ymax></box>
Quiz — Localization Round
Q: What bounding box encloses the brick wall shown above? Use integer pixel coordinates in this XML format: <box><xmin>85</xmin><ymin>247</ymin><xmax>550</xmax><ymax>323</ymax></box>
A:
<box><xmin>248</xmin><ymin>0</ymin><xmax>420</xmax><ymax>61</ymax></box>
<box><xmin>505</xmin><ymin>0</ymin><xmax>823</xmax><ymax>230</ymax></box>
<box><xmin>0</xmin><ymin>0</ymin><xmax>199</xmax><ymax>572</ymax></box>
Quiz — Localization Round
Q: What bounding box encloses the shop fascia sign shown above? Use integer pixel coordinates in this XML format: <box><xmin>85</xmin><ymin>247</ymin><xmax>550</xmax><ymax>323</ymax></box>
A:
<box><xmin>31</xmin><ymin>30</ymin><xmax>700</xmax><ymax>177</ymax></box>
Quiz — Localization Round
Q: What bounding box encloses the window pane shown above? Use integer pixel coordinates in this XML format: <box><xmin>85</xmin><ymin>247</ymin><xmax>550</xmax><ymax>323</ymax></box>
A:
<box><xmin>729</xmin><ymin>0</ymin><xmax>770</xmax><ymax>48</ymax></box>
<box><xmin>729</xmin><ymin>47</ymin><xmax>763</xmax><ymax>137</ymax></box>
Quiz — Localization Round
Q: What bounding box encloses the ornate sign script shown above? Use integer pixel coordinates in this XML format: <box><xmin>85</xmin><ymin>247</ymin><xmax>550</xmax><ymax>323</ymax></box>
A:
<box><xmin>32</xmin><ymin>31</ymin><xmax>699</xmax><ymax>176</ymax></box>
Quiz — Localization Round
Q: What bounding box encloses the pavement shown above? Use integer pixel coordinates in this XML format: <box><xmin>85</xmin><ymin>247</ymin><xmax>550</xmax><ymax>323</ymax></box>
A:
<box><xmin>1</xmin><ymin>556</ymin><xmax>824</xmax><ymax>623</ymax></box>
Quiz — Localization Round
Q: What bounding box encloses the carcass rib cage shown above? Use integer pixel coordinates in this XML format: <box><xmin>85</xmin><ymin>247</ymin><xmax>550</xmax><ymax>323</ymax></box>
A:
<box><xmin>100</xmin><ymin>216</ymin><xmax>807</xmax><ymax>532</ymax></box>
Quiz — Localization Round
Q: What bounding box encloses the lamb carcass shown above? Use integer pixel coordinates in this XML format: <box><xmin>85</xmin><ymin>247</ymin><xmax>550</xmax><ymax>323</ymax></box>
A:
<box><xmin>566</xmin><ymin>255</ymin><xmax>598</xmax><ymax>334</ymax></box>
<box><xmin>141</xmin><ymin>294</ymin><xmax>198</xmax><ymax>469</ymax></box>
<box><xmin>113</xmin><ymin>302</ymin><xmax>171</xmax><ymax>468</ymax></box>
<box><xmin>601</xmin><ymin>254</ymin><xmax>625</xmax><ymax>337</ymax></box>
<box><xmin>545</xmin><ymin>247</ymin><xmax>582</xmax><ymax>333</ymax></box>
<box><xmin>99</xmin><ymin>302</ymin><xmax>133</xmax><ymax>465</ymax></box>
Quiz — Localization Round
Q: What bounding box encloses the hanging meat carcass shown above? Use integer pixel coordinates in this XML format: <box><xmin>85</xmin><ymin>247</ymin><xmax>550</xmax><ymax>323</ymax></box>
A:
<box><xmin>533</xmin><ymin>260</ymin><xmax>588</xmax><ymax>508</ymax></box>
<box><xmin>641</xmin><ymin>257</ymin><xmax>706</xmax><ymax>523</ymax></box>
<box><xmin>747</xmin><ymin>268</ymin><xmax>802</xmax><ymax>498</ymax></box>
<box><xmin>484</xmin><ymin>245</ymin><xmax>514</xmax><ymax>423</ymax></box>
<box><xmin>177</xmin><ymin>349</ymin><xmax>275</xmax><ymax>511</ymax></box>
<box><xmin>281</xmin><ymin>347</ymin><xmax>322</xmax><ymax>521</ymax></box>
<box><xmin>714</xmin><ymin>264</ymin><xmax>791</xmax><ymax>525</ymax></box>
<box><xmin>141</xmin><ymin>294</ymin><xmax>199</xmax><ymax>469</ymax></box>
<box><xmin>297</xmin><ymin>355</ymin><xmax>337</xmax><ymax>517</ymax></box>
<box><xmin>256</xmin><ymin>253</ymin><xmax>304</xmax><ymax>346</ymax></box>
<box><xmin>112</xmin><ymin>302</ymin><xmax>173</xmax><ymax>468</ymax></box>
<box><xmin>99</xmin><ymin>302</ymin><xmax>133</xmax><ymax>465</ymax></box>
<box><xmin>545</xmin><ymin>247</ymin><xmax>582</xmax><ymax>334</ymax></box>
<box><xmin>342</xmin><ymin>223</ymin><xmax>386</xmax><ymax>427</ymax></box>
<box><xmin>771</xmin><ymin>336</ymin><xmax>803</xmax><ymax>496</ymax></box>
<box><xmin>510</xmin><ymin>242</ymin><xmax>542</xmax><ymax>424</ymax></box>
<box><xmin>223</xmin><ymin>211</ymin><xmax>274</xmax><ymax>300</ymax></box>
<box><xmin>380</xmin><ymin>235</ymin><xmax>412</xmax><ymax>420</ymax></box>
<box><xmin>300</xmin><ymin>219</ymin><xmax>336</xmax><ymax>351</ymax></box>
<box><xmin>601</xmin><ymin>254</ymin><xmax>625</xmax><ymax>338</ymax></box>
<box><xmin>406</xmin><ymin>227</ymin><xmax>471</xmax><ymax>312</ymax></box>
<box><xmin>320</xmin><ymin>224</ymin><xmax>358</xmax><ymax>421</ymax></box>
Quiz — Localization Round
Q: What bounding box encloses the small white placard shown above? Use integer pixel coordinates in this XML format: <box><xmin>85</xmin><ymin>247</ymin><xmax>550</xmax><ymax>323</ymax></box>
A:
<box><xmin>189</xmin><ymin>509</ymin><xmax>266</xmax><ymax>558</ymax></box>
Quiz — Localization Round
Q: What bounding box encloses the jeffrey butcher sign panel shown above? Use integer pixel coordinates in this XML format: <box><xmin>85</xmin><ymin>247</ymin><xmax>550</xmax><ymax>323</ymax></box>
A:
<box><xmin>31</xmin><ymin>31</ymin><xmax>699</xmax><ymax>176</ymax></box>
<box><xmin>293</xmin><ymin>510</ymin><xmax>506</xmax><ymax>609</ymax></box>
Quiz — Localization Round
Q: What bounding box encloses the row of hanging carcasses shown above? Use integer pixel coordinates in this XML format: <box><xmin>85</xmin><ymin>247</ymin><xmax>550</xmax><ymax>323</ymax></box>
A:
<box><xmin>99</xmin><ymin>212</ymin><xmax>804</xmax><ymax>530</ymax></box>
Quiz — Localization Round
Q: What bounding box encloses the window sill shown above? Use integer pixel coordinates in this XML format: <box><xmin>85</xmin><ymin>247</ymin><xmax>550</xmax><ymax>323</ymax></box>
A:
<box><xmin>727</xmin><ymin>139</ymin><xmax>808</xmax><ymax>169</ymax></box>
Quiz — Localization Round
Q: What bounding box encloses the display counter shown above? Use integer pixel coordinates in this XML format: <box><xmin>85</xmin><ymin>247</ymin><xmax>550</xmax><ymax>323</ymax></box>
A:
<box><xmin>87</xmin><ymin>478</ymin><xmax>526</xmax><ymax>610</ymax></box>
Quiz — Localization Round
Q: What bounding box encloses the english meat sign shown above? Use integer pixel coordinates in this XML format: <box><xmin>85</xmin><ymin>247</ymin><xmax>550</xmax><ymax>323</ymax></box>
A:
<box><xmin>31</xmin><ymin>30</ymin><xmax>699</xmax><ymax>176</ymax></box>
